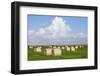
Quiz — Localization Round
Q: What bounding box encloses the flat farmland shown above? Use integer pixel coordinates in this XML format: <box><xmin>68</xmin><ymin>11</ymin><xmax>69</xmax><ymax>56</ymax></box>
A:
<box><xmin>28</xmin><ymin>45</ymin><xmax>88</xmax><ymax>61</ymax></box>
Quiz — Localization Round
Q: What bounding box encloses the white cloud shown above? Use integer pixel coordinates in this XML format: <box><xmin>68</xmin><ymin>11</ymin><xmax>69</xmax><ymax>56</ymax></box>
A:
<box><xmin>33</xmin><ymin>16</ymin><xmax>71</xmax><ymax>38</ymax></box>
<box><xmin>28</xmin><ymin>16</ymin><xmax>87</xmax><ymax>45</ymax></box>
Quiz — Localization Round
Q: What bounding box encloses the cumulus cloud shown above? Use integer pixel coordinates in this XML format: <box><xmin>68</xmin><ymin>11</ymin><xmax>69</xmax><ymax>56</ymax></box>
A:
<box><xmin>35</xmin><ymin>17</ymin><xmax>71</xmax><ymax>38</ymax></box>
<box><xmin>28</xmin><ymin>16</ymin><xmax>87</xmax><ymax>45</ymax></box>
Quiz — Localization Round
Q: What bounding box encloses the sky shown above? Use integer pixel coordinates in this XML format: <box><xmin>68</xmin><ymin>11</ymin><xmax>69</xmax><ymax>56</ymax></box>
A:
<box><xmin>28</xmin><ymin>15</ymin><xmax>88</xmax><ymax>45</ymax></box>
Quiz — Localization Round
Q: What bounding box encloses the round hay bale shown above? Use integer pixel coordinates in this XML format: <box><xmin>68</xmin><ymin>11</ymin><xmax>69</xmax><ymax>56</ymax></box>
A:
<box><xmin>29</xmin><ymin>46</ymin><xmax>33</xmax><ymax>48</ymax></box>
<box><xmin>46</xmin><ymin>48</ymin><xmax>52</xmax><ymax>56</ymax></box>
<box><xmin>62</xmin><ymin>47</ymin><xmax>65</xmax><ymax>49</ymax></box>
<box><xmin>35</xmin><ymin>47</ymin><xmax>42</xmax><ymax>53</ymax></box>
<box><xmin>71</xmin><ymin>46</ymin><xmax>75</xmax><ymax>52</ymax></box>
<box><xmin>66</xmin><ymin>46</ymin><xmax>70</xmax><ymax>51</ymax></box>
<box><xmin>75</xmin><ymin>46</ymin><xmax>78</xmax><ymax>49</ymax></box>
<box><xmin>53</xmin><ymin>48</ymin><xmax>62</xmax><ymax>56</ymax></box>
<box><xmin>58</xmin><ymin>47</ymin><xmax>60</xmax><ymax>49</ymax></box>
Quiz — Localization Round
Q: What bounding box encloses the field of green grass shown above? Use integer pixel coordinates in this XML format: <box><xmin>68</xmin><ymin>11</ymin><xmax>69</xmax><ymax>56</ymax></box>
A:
<box><xmin>28</xmin><ymin>45</ymin><xmax>88</xmax><ymax>61</ymax></box>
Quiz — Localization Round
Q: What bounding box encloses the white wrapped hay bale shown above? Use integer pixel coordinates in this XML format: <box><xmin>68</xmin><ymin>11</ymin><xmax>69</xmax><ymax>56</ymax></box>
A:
<box><xmin>66</xmin><ymin>46</ymin><xmax>70</xmax><ymax>51</ymax></box>
<box><xmin>75</xmin><ymin>46</ymin><xmax>78</xmax><ymax>49</ymax></box>
<box><xmin>53</xmin><ymin>48</ymin><xmax>62</xmax><ymax>56</ymax></box>
<box><xmin>58</xmin><ymin>47</ymin><xmax>60</xmax><ymax>49</ymax></box>
<box><xmin>71</xmin><ymin>46</ymin><xmax>75</xmax><ymax>52</ymax></box>
<box><xmin>35</xmin><ymin>47</ymin><xmax>42</xmax><ymax>53</ymax></box>
<box><xmin>29</xmin><ymin>46</ymin><xmax>33</xmax><ymax>48</ymax></box>
<box><xmin>46</xmin><ymin>48</ymin><xmax>52</xmax><ymax>56</ymax></box>
<box><xmin>62</xmin><ymin>47</ymin><xmax>65</xmax><ymax>49</ymax></box>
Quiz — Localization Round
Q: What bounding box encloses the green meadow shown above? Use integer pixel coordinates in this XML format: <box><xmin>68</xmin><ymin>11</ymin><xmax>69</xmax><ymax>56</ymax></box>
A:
<box><xmin>28</xmin><ymin>45</ymin><xmax>88</xmax><ymax>61</ymax></box>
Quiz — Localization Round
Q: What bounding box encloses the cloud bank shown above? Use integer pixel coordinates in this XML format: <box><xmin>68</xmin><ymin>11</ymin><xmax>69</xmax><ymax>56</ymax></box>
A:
<box><xmin>28</xmin><ymin>17</ymin><xmax>87</xmax><ymax>45</ymax></box>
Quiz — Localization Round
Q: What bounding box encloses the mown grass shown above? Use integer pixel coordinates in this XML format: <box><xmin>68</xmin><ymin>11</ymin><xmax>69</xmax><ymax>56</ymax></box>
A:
<box><xmin>28</xmin><ymin>45</ymin><xmax>88</xmax><ymax>61</ymax></box>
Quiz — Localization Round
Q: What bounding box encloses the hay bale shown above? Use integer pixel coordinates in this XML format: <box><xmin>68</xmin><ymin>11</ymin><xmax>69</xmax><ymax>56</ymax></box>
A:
<box><xmin>75</xmin><ymin>46</ymin><xmax>78</xmax><ymax>49</ymax></box>
<box><xmin>46</xmin><ymin>48</ymin><xmax>52</xmax><ymax>56</ymax></box>
<box><xmin>29</xmin><ymin>46</ymin><xmax>33</xmax><ymax>48</ymax></box>
<box><xmin>71</xmin><ymin>46</ymin><xmax>75</xmax><ymax>52</ymax></box>
<box><xmin>53</xmin><ymin>48</ymin><xmax>62</xmax><ymax>56</ymax></box>
<box><xmin>80</xmin><ymin>45</ymin><xmax>82</xmax><ymax>48</ymax></box>
<box><xmin>62</xmin><ymin>47</ymin><xmax>65</xmax><ymax>49</ymax></box>
<box><xmin>66</xmin><ymin>46</ymin><xmax>70</xmax><ymax>51</ymax></box>
<box><xmin>35</xmin><ymin>47</ymin><xmax>42</xmax><ymax>53</ymax></box>
<box><xmin>58</xmin><ymin>47</ymin><xmax>60</xmax><ymax>49</ymax></box>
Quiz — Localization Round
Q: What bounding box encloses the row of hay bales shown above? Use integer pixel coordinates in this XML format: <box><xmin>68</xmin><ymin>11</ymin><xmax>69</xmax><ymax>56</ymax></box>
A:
<box><xmin>29</xmin><ymin>45</ymin><xmax>84</xmax><ymax>56</ymax></box>
<box><xmin>46</xmin><ymin>48</ymin><xmax>62</xmax><ymax>56</ymax></box>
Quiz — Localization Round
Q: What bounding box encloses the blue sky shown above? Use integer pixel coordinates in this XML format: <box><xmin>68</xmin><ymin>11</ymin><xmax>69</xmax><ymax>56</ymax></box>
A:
<box><xmin>28</xmin><ymin>15</ymin><xmax>88</xmax><ymax>34</ymax></box>
<box><xmin>28</xmin><ymin>15</ymin><xmax>88</xmax><ymax>45</ymax></box>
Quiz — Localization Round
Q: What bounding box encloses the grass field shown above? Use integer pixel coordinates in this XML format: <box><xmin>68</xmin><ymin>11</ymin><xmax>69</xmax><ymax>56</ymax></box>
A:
<box><xmin>28</xmin><ymin>45</ymin><xmax>88</xmax><ymax>61</ymax></box>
